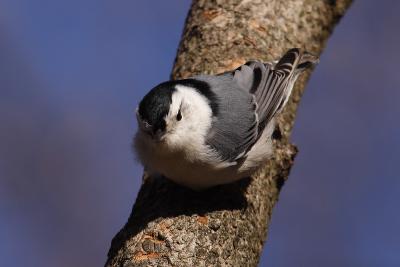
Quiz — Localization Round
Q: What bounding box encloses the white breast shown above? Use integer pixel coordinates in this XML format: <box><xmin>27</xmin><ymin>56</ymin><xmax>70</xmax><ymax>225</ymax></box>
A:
<box><xmin>134</xmin><ymin>86</ymin><xmax>276</xmax><ymax>190</ymax></box>
<box><xmin>134</xmin><ymin>120</ymin><xmax>275</xmax><ymax>190</ymax></box>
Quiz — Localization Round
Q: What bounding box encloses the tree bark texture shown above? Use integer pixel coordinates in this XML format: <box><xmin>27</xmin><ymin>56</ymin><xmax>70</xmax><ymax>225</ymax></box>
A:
<box><xmin>106</xmin><ymin>0</ymin><xmax>352</xmax><ymax>266</ymax></box>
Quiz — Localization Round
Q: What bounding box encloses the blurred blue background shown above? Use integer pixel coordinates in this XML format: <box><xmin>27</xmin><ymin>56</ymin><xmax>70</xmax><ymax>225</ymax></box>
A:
<box><xmin>0</xmin><ymin>1</ymin><xmax>399</xmax><ymax>266</ymax></box>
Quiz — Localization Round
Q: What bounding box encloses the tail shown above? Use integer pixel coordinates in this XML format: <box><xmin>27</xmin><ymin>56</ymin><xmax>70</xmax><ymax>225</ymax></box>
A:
<box><xmin>272</xmin><ymin>48</ymin><xmax>319</xmax><ymax>112</ymax></box>
<box><xmin>232</xmin><ymin>48</ymin><xmax>318</xmax><ymax>130</ymax></box>
<box><xmin>217</xmin><ymin>48</ymin><xmax>318</xmax><ymax>161</ymax></box>
<box><xmin>274</xmin><ymin>48</ymin><xmax>319</xmax><ymax>76</ymax></box>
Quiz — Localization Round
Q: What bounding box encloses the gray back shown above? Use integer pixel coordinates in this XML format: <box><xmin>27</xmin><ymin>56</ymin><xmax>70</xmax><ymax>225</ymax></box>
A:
<box><xmin>195</xmin><ymin>74</ymin><xmax>257</xmax><ymax>162</ymax></box>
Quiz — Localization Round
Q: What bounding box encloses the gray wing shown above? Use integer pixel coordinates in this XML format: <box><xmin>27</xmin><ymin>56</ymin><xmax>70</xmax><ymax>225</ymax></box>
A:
<box><xmin>194</xmin><ymin>74</ymin><xmax>258</xmax><ymax>162</ymax></box>
<box><xmin>198</xmin><ymin>48</ymin><xmax>318</xmax><ymax>162</ymax></box>
<box><xmin>234</xmin><ymin>48</ymin><xmax>318</xmax><ymax>132</ymax></box>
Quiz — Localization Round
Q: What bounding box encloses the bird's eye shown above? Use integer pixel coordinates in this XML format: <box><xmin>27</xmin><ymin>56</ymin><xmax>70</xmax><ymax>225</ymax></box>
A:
<box><xmin>176</xmin><ymin>110</ymin><xmax>182</xmax><ymax>121</ymax></box>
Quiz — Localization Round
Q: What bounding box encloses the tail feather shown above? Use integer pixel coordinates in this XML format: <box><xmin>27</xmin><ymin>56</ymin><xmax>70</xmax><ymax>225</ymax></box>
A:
<box><xmin>275</xmin><ymin>48</ymin><xmax>319</xmax><ymax>73</ymax></box>
<box><xmin>221</xmin><ymin>48</ymin><xmax>318</xmax><ymax>162</ymax></box>
<box><xmin>297</xmin><ymin>50</ymin><xmax>320</xmax><ymax>71</ymax></box>
<box><xmin>274</xmin><ymin>48</ymin><xmax>301</xmax><ymax>73</ymax></box>
<box><xmin>270</xmin><ymin>48</ymin><xmax>318</xmax><ymax>114</ymax></box>
<box><xmin>233</xmin><ymin>48</ymin><xmax>318</xmax><ymax>131</ymax></box>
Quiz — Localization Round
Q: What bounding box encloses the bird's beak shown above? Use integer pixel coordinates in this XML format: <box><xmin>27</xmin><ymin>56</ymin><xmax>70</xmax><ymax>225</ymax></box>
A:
<box><xmin>136</xmin><ymin>111</ymin><xmax>153</xmax><ymax>133</ymax></box>
<box><xmin>136</xmin><ymin>111</ymin><xmax>165</xmax><ymax>142</ymax></box>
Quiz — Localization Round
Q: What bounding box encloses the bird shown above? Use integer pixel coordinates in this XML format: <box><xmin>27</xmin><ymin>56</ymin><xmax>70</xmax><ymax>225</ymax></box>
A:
<box><xmin>134</xmin><ymin>48</ymin><xmax>318</xmax><ymax>190</ymax></box>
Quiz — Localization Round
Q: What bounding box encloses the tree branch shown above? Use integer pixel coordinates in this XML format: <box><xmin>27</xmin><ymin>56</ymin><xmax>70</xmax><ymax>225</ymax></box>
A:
<box><xmin>105</xmin><ymin>0</ymin><xmax>352</xmax><ymax>266</ymax></box>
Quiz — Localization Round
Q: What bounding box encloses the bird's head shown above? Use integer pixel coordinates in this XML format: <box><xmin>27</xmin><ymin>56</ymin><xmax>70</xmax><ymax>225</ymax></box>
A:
<box><xmin>136</xmin><ymin>79</ymin><xmax>216</xmax><ymax>149</ymax></box>
<box><xmin>136</xmin><ymin>82</ymin><xmax>175</xmax><ymax>142</ymax></box>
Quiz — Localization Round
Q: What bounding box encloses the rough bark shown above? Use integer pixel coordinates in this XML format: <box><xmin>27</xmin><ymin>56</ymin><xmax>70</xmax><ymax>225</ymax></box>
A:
<box><xmin>106</xmin><ymin>0</ymin><xmax>352</xmax><ymax>266</ymax></box>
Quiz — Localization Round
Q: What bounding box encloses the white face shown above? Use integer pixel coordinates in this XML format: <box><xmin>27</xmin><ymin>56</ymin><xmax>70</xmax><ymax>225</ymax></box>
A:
<box><xmin>161</xmin><ymin>85</ymin><xmax>214</xmax><ymax>152</ymax></box>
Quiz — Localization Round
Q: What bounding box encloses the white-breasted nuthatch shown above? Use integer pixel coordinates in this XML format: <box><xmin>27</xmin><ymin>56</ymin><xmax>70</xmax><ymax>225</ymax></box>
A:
<box><xmin>134</xmin><ymin>48</ymin><xmax>318</xmax><ymax>190</ymax></box>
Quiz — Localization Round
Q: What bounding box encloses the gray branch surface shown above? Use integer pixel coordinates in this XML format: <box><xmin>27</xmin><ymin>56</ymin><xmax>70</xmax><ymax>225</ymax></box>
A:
<box><xmin>106</xmin><ymin>0</ymin><xmax>352</xmax><ymax>266</ymax></box>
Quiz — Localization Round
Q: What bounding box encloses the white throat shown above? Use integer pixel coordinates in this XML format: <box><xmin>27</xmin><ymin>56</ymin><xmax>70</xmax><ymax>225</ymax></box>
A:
<box><xmin>162</xmin><ymin>85</ymin><xmax>214</xmax><ymax>161</ymax></box>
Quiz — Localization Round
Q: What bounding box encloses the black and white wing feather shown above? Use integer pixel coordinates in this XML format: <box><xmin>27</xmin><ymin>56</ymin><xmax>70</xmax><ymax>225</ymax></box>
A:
<box><xmin>216</xmin><ymin>48</ymin><xmax>318</xmax><ymax>162</ymax></box>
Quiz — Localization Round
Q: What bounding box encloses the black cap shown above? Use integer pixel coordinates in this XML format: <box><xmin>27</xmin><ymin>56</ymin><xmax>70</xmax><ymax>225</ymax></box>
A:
<box><xmin>138</xmin><ymin>82</ymin><xmax>176</xmax><ymax>134</ymax></box>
